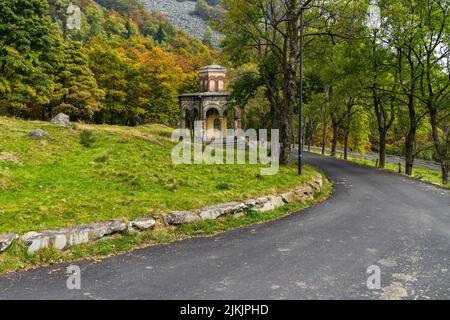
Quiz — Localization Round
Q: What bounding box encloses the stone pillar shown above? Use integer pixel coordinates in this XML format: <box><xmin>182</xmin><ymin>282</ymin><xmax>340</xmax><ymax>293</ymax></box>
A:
<box><xmin>233</xmin><ymin>117</ymin><xmax>242</xmax><ymax>131</ymax></box>
<box><xmin>201</xmin><ymin>119</ymin><xmax>207</xmax><ymax>143</ymax></box>
<box><xmin>234</xmin><ymin>108</ymin><xmax>242</xmax><ymax>130</ymax></box>
<box><xmin>220</xmin><ymin>118</ymin><xmax>227</xmax><ymax>138</ymax></box>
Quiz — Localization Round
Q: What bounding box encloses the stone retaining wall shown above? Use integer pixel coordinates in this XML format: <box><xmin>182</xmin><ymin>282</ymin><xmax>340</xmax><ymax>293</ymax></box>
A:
<box><xmin>0</xmin><ymin>173</ymin><xmax>324</xmax><ymax>254</ymax></box>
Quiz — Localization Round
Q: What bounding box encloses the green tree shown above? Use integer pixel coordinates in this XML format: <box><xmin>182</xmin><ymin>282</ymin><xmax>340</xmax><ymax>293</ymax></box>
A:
<box><xmin>409</xmin><ymin>0</ymin><xmax>450</xmax><ymax>184</ymax></box>
<box><xmin>52</xmin><ymin>42</ymin><xmax>104</xmax><ymax>119</ymax></box>
<box><xmin>87</xmin><ymin>41</ymin><xmax>131</xmax><ymax>124</ymax></box>
<box><xmin>202</xmin><ymin>26</ymin><xmax>214</xmax><ymax>48</ymax></box>
<box><xmin>0</xmin><ymin>0</ymin><xmax>58</xmax><ymax>117</ymax></box>
<box><xmin>155</xmin><ymin>25</ymin><xmax>165</xmax><ymax>43</ymax></box>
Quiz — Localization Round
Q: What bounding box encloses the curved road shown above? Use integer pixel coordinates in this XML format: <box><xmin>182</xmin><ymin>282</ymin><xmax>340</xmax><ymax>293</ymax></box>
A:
<box><xmin>309</xmin><ymin>146</ymin><xmax>441</xmax><ymax>170</ymax></box>
<box><xmin>1</xmin><ymin>153</ymin><xmax>449</xmax><ymax>300</ymax></box>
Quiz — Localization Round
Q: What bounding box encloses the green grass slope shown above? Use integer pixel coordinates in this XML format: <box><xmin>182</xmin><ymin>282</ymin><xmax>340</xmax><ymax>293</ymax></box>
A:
<box><xmin>0</xmin><ymin>117</ymin><xmax>314</xmax><ymax>234</ymax></box>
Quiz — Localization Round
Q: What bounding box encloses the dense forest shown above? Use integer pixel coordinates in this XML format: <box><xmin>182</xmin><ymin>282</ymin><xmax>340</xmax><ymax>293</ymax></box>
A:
<box><xmin>1</xmin><ymin>0</ymin><xmax>449</xmax><ymax>184</ymax></box>
<box><xmin>0</xmin><ymin>0</ymin><xmax>217</xmax><ymax>125</ymax></box>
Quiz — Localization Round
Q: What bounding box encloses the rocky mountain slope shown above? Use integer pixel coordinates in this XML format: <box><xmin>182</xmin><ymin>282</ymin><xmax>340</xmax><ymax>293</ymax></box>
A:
<box><xmin>144</xmin><ymin>0</ymin><xmax>219</xmax><ymax>44</ymax></box>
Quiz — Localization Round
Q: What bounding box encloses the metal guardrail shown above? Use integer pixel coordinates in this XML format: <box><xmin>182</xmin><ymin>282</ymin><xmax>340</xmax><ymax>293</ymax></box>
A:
<box><xmin>308</xmin><ymin>146</ymin><xmax>441</xmax><ymax>171</ymax></box>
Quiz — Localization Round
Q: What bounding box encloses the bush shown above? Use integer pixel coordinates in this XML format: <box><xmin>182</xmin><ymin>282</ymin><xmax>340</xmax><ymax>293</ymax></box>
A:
<box><xmin>79</xmin><ymin>130</ymin><xmax>96</xmax><ymax>148</ymax></box>
<box><xmin>94</xmin><ymin>154</ymin><xmax>110</xmax><ymax>163</ymax></box>
<box><xmin>216</xmin><ymin>182</ymin><xmax>231</xmax><ymax>190</ymax></box>
<box><xmin>244</xmin><ymin>206</ymin><xmax>259</xmax><ymax>219</ymax></box>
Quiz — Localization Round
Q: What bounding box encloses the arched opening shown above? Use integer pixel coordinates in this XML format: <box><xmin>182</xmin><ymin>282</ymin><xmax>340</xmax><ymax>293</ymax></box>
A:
<box><xmin>214</xmin><ymin>118</ymin><xmax>221</xmax><ymax>131</ymax></box>
<box><xmin>223</xmin><ymin>108</ymin><xmax>234</xmax><ymax>131</ymax></box>
<box><xmin>206</xmin><ymin>108</ymin><xmax>222</xmax><ymax>140</ymax></box>
<box><xmin>186</xmin><ymin>108</ymin><xmax>199</xmax><ymax>137</ymax></box>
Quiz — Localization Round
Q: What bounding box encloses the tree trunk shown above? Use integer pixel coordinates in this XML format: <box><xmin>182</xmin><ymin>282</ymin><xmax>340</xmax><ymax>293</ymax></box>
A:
<box><xmin>404</xmin><ymin>94</ymin><xmax>416</xmax><ymax>176</ymax></box>
<box><xmin>280</xmin><ymin>100</ymin><xmax>293</xmax><ymax>165</ymax></box>
<box><xmin>267</xmin><ymin>89</ymin><xmax>280</xmax><ymax>130</ymax></box>
<box><xmin>378</xmin><ymin>130</ymin><xmax>387</xmax><ymax>168</ymax></box>
<box><xmin>405</xmin><ymin>135</ymin><xmax>415</xmax><ymax>176</ymax></box>
<box><xmin>279</xmin><ymin>1</ymin><xmax>298</xmax><ymax>166</ymax></box>
<box><xmin>429</xmin><ymin>108</ymin><xmax>449</xmax><ymax>185</ymax></box>
<box><xmin>330</xmin><ymin>123</ymin><xmax>338</xmax><ymax>157</ymax></box>
<box><xmin>442</xmin><ymin>165</ymin><xmax>449</xmax><ymax>185</ymax></box>
<box><xmin>344</xmin><ymin>131</ymin><xmax>349</xmax><ymax>160</ymax></box>
<box><xmin>321</xmin><ymin>116</ymin><xmax>327</xmax><ymax>155</ymax></box>
<box><xmin>371</xmin><ymin>34</ymin><xmax>394</xmax><ymax>170</ymax></box>
<box><xmin>343</xmin><ymin>102</ymin><xmax>352</xmax><ymax>160</ymax></box>
<box><xmin>374</xmin><ymin>97</ymin><xmax>388</xmax><ymax>169</ymax></box>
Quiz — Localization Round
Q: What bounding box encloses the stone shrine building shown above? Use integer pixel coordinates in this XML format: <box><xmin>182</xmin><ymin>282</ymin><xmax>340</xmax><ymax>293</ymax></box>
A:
<box><xmin>179</xmin><ymin>64</ymin><xmax>241</xmax><ymax>141</ymax></box>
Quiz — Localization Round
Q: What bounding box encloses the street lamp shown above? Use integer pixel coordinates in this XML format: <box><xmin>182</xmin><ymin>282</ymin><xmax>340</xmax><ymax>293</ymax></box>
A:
<box><xmin>298</xmin><ymin>0</ymin><xmax>305</xmax><ymax>175</ymax></box>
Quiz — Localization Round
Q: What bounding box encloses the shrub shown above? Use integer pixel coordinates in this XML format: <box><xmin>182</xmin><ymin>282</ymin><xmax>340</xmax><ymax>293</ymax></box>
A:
<box><xmin>244</xmin><ymin>206</ymin><xmax>259</xmax><ymax>219</ymax></box>
<box><xmin>94</xmin><ymin>154</ymin><xmax>110</xmax><ymax>163</ymax></box>
<box><xmin>79</xmin><ymin>130</ymin><xmax>96</xmax><ymax>148</ymax></box>
<box><xmin>216</xmin><ymin>182</ymin><xmax>231</xmax><ymax>190</ymax></box>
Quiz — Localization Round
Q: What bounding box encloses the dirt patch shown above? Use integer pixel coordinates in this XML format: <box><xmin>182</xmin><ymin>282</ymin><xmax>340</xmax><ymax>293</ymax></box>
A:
<box><xmin>381</xmin><ymin>282</ymin><xmax>408</xmax><ymax>300</ymax></box>
<box><xmin>0</xmin><ymin>152</ymin><xmax>20</xmax><ymax>164</ymax></box>
<box><xmin>78</xmin><ymin>124</ymin><xmax>163</xmax><ymax>145</ymax></box>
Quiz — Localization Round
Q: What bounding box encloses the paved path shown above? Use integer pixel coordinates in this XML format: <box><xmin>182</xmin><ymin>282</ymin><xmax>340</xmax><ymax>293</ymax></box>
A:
<box><xmin>1</xmin><ymin>153</ymin><xmax>449</xmax><ymax>300</ymax></box>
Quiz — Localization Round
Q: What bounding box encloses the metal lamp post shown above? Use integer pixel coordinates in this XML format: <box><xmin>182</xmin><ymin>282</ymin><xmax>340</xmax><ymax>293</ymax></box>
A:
<box><xmin>366</xmin><ymin>1</ymin><xmax>381</xmax><ymax>167</ymax></box>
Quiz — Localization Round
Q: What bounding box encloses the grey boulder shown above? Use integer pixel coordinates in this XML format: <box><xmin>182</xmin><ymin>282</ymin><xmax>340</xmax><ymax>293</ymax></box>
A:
<box><xmin>165</xmin><ymin>211</ymin><xmax>200</xmax><ymax>225</ymax></box>
<box><xmin>130</xmin><ymin>217</ymin><xmax>156</xmax><ymax>230</ymax></box>
<box><xmin>257</xmin><ymin>196</ymin><xmax>285</xmax><ymax>212</ymax></box>
<box><xmin>197</xmin><ymin>202</ymin><xmax>246</xmax><ymax>220</ymax></box>
<box><xmin>280</xmin><ymin>191</ymin><xmax>299</xmax><ymax>203</ymax></box>
<box><xmin>51</xmin><ymin>113</ymin><xmax>70</xmax><ymax>126</ymax></box>
<box><xmin>20</xmin><ymin>220</ymin><xmax>127</xmax><ymax>254</ymax></box>
<box><xmin>28</xmin><ymin>129</ymin><xmax>50</xmax><ymax>140</ymax></box>
<box><xmin>246</xmin><ymin>196</ymin><xmax>285</xmax><ymax>212</ymax></box>
<box><xmin>310</xmin><ymin>173</ymin><xmax>323</xmax><ymax>190</ymax></box>
<box><xmin>294</xmin><ymin>185</ymin><xmax>314</xmax><ymax>200</ymax></box>
<box><xmin>0</xmin><ymin>233</ymin><xmax>18</xmax><ymax>252</ymax></box>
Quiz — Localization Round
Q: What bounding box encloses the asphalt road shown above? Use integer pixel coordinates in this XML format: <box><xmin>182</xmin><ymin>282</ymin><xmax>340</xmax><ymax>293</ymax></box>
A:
<box><xmin>1</xmin><ymin>152</ymin><xmax>449</xmax><ymax>300</ymax></box>
<box><xmin>308</xmin><ymin>146</ymin><xmax>442</xmax><ymax>171</ymax></box>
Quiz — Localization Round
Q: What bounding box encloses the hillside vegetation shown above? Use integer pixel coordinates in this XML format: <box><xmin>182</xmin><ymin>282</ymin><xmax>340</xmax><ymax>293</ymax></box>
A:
<box><xmin>222</xmin><ymin>0</ymin><xmax>449</xmax><ymax>184</ymax></box>
<box><xmin>0</xmin><ymin>0</ymin><xmax>217</xmax><ymax>126</ymax></box>
<box><xmin>0</xmin><ymin>117</ymin><xmax>316</xmax><ymax>234</ymax></box>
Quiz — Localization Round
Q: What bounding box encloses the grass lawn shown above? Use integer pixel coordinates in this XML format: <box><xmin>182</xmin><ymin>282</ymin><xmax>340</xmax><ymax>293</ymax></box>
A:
<box><xmin>309</xmin><ymin>149</ymin><xmax>450</xmax><ymax>189</ymax></box>
<box><xmin>0</xmin><ymin>117</ymin><xmax>332</xmax><ymax>273</ymax></box>
<box><xmin>0</xmin><ymin>117</ymin><xmax>319</xmax><ymax>234</ymax></box>
<box><xmin>0</xmin><ymin>182</ymin><xmax>332</xmax><ymax>273</ymax></box>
